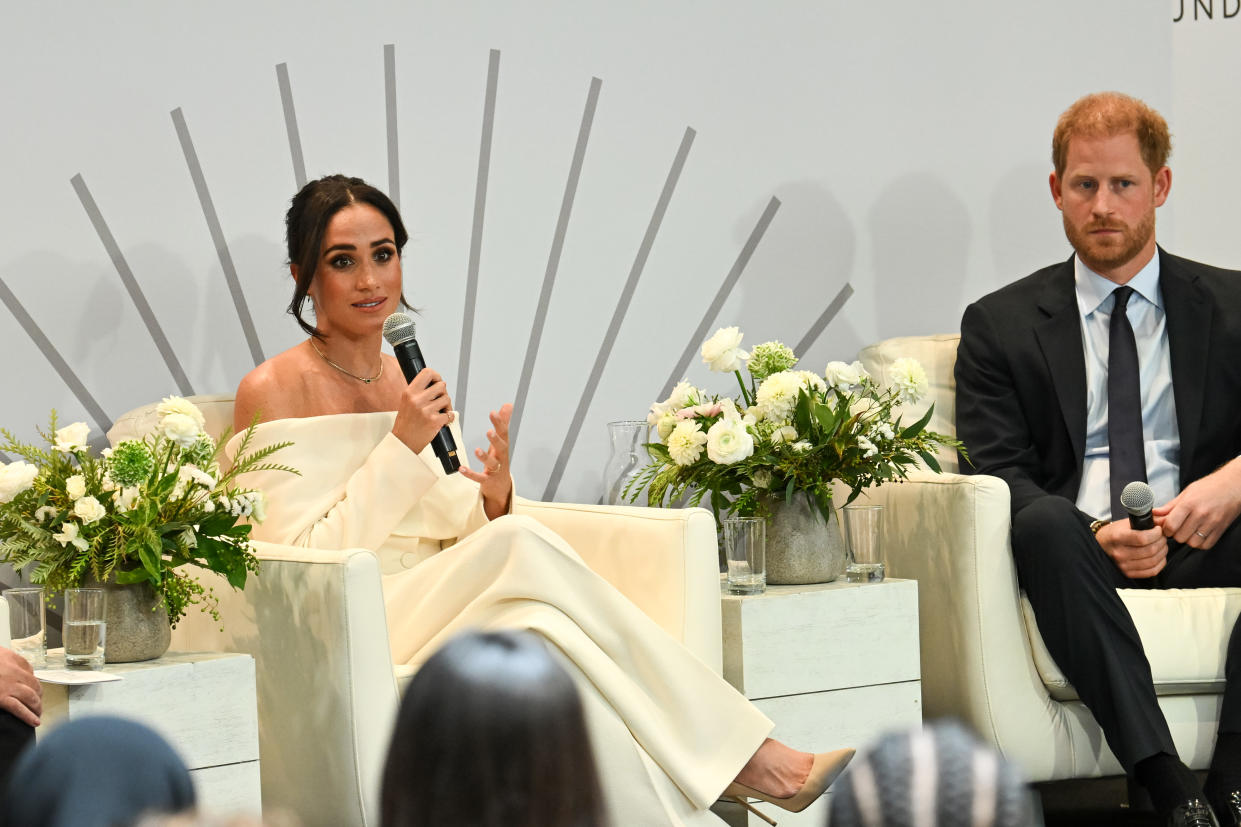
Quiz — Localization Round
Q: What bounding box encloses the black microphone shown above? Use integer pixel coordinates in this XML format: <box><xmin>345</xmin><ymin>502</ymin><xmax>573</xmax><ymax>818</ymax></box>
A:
<box><xmin>1120</xmin><ymin>481</ymin><xmax>1156</xmax><ymax>530</ymax></box>
<box><xmin>382</xmin><ymin>312</ymin><xmax>461</xmax><ymax>474</ymax></box>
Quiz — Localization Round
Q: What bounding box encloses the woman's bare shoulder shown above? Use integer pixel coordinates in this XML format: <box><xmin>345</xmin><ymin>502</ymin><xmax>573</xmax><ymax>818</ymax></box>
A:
<box><xmin>234</xmin><ymin>345</ymin><xmax>311</xmax><ymax>430</ymax></box>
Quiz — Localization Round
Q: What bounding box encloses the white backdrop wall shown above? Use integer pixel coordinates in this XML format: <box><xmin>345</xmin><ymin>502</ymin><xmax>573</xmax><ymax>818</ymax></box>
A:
<box><xmin>0</xmin><ymin>0</ymin><xmax>1232</xmax><ymax>505</ymax></box>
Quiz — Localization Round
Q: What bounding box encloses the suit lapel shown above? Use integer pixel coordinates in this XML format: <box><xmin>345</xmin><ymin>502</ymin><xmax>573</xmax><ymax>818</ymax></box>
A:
<box><xmin>1034</xmin><ymin>259</ymin><xmax>1088</xmax><ymax>468</ymax></box>
<box><xmin>1159</xmin><ymin>249</ymin><xmax>1211</xmax><ymax>479</ymax></box>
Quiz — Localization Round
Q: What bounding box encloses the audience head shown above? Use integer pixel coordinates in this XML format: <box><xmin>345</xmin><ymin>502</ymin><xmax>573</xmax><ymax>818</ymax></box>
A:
<box><xmin>828</xmin><ymin>721</ymin><xmax>1035</xmax><ymax>827</ymax></box>
<box><xmin>1052</xmin><ymin>91</ymin><xmax>1171</xmax><ymax>178</ymax></box>
<box><xmin>381</xmin><ymin>629</ymin><xmax>605</xmax><ymax>827</ymax></box>
<box><xmin>3</xmin><ymin>715</ymin><xmax>196</xmax><ymax>827</ymax></box>
<box><xmin>284</xmin><ymin>174</ymin><xmax>410</xmax><ymax>339</ymax></box>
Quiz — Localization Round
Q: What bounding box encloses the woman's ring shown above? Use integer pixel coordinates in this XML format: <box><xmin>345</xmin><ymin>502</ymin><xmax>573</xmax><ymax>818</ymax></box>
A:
<box><xmin>1196</xmin><ymin>530</ymin><xmax>1208</xmax><ymax>539</ymax></box>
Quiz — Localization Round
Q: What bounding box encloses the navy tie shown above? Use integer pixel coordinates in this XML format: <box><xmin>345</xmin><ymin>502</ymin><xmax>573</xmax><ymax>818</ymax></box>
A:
<box><xmin>1108</xmin><ymin>285</ymin><xmax>1147</xmax><ymax>521</ymax></box>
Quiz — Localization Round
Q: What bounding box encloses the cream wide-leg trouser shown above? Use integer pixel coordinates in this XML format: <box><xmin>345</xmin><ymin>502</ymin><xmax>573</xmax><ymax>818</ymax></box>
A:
<box><xmin>383</xmin><ymin>515</ymin><xmax>774</xmax><ymax>826</ymax></box>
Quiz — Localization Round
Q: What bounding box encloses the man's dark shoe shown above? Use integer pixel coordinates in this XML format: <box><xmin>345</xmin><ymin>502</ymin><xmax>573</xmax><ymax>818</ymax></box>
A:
<box><xmin>1169</xmin><ymin>799</ymin><xmax>1220</xmax><ymax>827</ymax></box>
<box><xmin>1211</xmin><ymin>791</ymin><xmax>1241</xmax><ymax>827</ymax></box>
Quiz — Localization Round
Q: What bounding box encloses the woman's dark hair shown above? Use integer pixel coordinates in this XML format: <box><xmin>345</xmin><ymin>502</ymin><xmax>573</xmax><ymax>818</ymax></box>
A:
<box><xmin>381</xmin><ymin>630</ymin><xmax>606</xmax><ymax>827</ymax></box>
<box><xmin>285</xmin><ymin>174</ymin><xmax>410</xmax><ymax>339</ymax></box>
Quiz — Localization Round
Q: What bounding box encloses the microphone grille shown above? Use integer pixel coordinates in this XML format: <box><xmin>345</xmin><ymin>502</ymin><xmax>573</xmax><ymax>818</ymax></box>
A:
<box><xmin>1120</xmin><ymin>481</ymin><xmax>1154</xmax><ymax>515</ymax></box>
<box><xmin>382</xmin><ymin>312</ymin><xmax>416</xmax><ymax>346</ymax></box>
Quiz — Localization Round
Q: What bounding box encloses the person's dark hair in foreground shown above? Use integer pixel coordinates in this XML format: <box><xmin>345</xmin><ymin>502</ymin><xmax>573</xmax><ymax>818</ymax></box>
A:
<box><xmin>381</xmin><ymin>629</ymin><xmax>605</xmax><ymax>827</ymax></box>
<box><xmin>829</xmin><ymin>722</ymin><xmax>1035</xmax><ymax>827</ymax></box>
<box><xmin>2</xmin><ymin>715</ymin><xmax>195</xmax><ymax>827</ymax></box>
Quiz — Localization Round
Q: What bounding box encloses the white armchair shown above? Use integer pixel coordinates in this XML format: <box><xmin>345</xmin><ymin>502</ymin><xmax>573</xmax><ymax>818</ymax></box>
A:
<box><xmin>107</xmin><ymin>395</ymin><xmax>722</xmax><ymax>827</ymax></box>
<box><xmin>857</xmin><ymin>335</ymin><xmax>1241</xmax><ymax>783</ymax></box>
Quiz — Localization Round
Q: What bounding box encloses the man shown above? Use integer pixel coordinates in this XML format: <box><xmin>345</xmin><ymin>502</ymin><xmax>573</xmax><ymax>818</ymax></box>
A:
<box><xmin>955</xmin><ymin>91</ymin><xmax>1241</xmax><ymax>827</ymax></box>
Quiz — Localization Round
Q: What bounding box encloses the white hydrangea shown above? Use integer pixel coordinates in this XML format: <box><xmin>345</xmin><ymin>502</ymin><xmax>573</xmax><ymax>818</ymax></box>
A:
<box><xmin>871</xmin><ymin>421</ymin><xmax>895</xmax><ymax>441</ymax></box>
<box><xmin>706</xmin><ymin>418</ymin><xmax>754</xmax><ymax>465</ymax></box>
<box><xmin>52</xmin><ymin>422</ymin><xmax>90</xmax><ymax>454</ymax></box>
<box><xmin>701</xmin><ymin>327</ymin><xmax>749</xmax><ymax>373</ymax></box>
<box><xmin>890</xmin><ymin>358</ymin><xmax>929</xmax><ymax>405</ymax></box>
<box><xmin>0</xmin><ymin>461</ymin><xmax>38</xmax><ymax>504</ymax></box>
<box><xmin>666</xmin><ymin>421</ymin><xmax>709</xmax><ymax>466</ymax></box>
<box><xmin>791</xmin><ymin>441</ymin><xmax>813</xmax><ymax>453</ymax></box>
<box><xmin>857</xmin><ymin>435</ymin><xmax>879</xmax><ymax>459</ymax></box>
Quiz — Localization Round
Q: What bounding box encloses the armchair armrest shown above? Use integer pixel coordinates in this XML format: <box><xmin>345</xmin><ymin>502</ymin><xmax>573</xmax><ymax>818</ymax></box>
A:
<box><xmin>513</xmin><ymin>497</ymin><xmax>723</xmax><ymax>674</ymax></box>
<box><xmin>171</xmin><ymin>541</ymin><xmax>397</xmax><ymax>827</ymax></box>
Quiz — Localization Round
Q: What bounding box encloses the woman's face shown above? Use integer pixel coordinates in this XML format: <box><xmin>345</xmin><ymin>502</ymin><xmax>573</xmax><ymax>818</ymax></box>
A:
<box><xmin>306</xmin><ymin>203</ymin><xmax>402</xmax><ymax>338</ymax></box>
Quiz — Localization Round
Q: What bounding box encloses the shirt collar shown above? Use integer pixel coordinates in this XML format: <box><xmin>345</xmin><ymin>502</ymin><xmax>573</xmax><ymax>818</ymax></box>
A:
<box><xmin>1075</xmin><ymin>251</ymin><xmax>1162</xmax><ymax>318</ymax></box>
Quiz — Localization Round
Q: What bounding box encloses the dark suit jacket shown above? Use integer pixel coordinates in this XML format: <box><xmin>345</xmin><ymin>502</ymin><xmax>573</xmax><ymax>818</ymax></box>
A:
<box><xmin>955</xmin><ymin>248</ymin><xmax>1241</xmax><ymax>521</ymax></box>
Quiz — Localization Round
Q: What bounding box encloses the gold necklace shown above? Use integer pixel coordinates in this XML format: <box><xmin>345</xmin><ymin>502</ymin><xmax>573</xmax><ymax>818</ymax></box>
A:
<box><xmin>309</xmin><ymin>340</ymin><xmax>384</xmax><ymax>384</ymax></box>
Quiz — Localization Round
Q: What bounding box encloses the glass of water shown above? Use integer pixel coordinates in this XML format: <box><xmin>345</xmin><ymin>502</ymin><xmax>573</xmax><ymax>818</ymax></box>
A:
<box><xmin>723</xmin><ymin>517</ymin><xmax>766</xmax><ymax>595</ymax></box>
<box><xmin>64</xmin><ymin>588</ymin><xmax>106</xmax><ymax>669</ymax></box>
<box><xmin>4</xmin><ymin>587</ymin><xmax>46</xmax><ymax>669</ymax></box>
<box><xmin>844</xmin><ymin>504</ymin><xmax>885</xmax><ymax>583</ymax></box>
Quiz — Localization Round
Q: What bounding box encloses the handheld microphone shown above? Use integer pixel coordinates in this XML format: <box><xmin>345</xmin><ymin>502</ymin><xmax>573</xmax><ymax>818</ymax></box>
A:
<box><xmin>1120</xmin><ymin>481</ymin><xmax>1156</xmax><ymax>530</ymax></box>
<box><xmin>382</xmin><ymin>312</ymin><xmax>461</xmax><ymax>474</ymax></box>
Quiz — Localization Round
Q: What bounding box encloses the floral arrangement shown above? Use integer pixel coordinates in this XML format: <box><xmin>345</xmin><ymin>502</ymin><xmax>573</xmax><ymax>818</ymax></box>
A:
<box><xmin>0</xmin><ymin>398</ymin><xmax>296</xmax><ymax>626</ymax></box>
<box><xmin>626</xmin><ymin>327</ymin><xmax>962</xmax><ymax>522</ymax></box>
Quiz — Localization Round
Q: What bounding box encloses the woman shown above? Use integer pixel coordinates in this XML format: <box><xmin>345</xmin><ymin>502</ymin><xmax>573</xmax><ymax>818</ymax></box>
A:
<box><xmin>232</xmin><ymin>174</ymin><xmax>852</xmax><ymax>825</ymax></box>
<box><xmin>382</xmin><ymin>629</ymin><xmax>605</xmax><ymax>826</ymax></box>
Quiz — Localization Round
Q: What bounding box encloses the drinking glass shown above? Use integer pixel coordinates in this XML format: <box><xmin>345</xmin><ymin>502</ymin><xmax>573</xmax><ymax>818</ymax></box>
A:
<box><xmin>603</xmin><ymin>420</ymin><xmax>650</xmax><ymax>505</ymax></box>
<box><xmin>723</xmin><ymin>517</ymin><xmax>766</xmax><ymax>595</ymax></box>
<box><xmin>4</xmin><ymin>587</ymin><xmax>46</xmax><ymax>668</ymax></box>
<box><xmin>844</xmin><ymin>504</ymin><xmax>885</xmax><ymax>583</ymax></box>
<box><xmin>64</xmin><ymin>588</ymin><xmax>106</xmax><ymax>669</ymax></box>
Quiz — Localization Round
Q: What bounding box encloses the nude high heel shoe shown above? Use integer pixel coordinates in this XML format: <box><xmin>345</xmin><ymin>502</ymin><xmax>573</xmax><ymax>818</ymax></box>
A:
<box><xmin>721</xmin><ymin>748</ymin><xmax>855</xmax><ymax>825</ymax></box>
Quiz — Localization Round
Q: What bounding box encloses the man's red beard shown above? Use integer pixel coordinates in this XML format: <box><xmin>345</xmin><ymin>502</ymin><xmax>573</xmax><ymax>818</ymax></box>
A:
<box><xmin>1063</xmin><ymin>209</ymin><xmax>1156</xmax><ymax>273</ymax></box>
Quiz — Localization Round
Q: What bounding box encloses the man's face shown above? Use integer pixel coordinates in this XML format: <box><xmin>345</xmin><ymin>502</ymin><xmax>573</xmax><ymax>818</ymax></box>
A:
<box><xmin>1050</xmin><ymin>131</ymin><xmax>1171</xmax><ymax>283</ymax></box>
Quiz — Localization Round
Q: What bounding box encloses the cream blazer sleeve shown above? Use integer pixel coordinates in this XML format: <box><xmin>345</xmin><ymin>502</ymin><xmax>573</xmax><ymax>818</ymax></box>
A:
<box><xmin>227</xmin><ymin>413</ymin><xmax>500</xmax><ymax>553</ymax></box>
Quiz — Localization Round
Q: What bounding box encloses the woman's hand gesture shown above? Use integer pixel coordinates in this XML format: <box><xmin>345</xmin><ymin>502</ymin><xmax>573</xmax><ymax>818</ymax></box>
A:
<box><xmin>459</xmin><ymin>404</ymin><xmax>514</xmax><ymax>520</ymax></box>
<box><xmin>391</xmin><ymin>367</ymin><xmax>456</xmax><ymax>455</ymax></box>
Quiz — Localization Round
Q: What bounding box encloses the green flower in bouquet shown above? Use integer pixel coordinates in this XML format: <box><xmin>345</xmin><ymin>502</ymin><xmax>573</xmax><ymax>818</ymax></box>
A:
<box><xmin>0</xmin><ymin>397</ymin><xmax>297</xmax><ymax>626</ymax></box>
<box><xmin>627</xmin><ymin>327</ymin><xmax>965</xmax><ymax>523</ymax></box>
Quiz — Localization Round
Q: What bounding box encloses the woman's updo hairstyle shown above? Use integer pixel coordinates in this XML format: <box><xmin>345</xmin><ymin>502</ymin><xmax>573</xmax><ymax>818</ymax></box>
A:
<box><xmin>285</xmin><ymin>174</ymin><xmax>410</xmax><ymax>339</ymax></box>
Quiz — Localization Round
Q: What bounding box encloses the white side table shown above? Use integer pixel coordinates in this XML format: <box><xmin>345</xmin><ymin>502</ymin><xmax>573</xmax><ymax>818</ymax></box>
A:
<box><xmin>713</xmin><ymin>578</ymin><xmax>922</xmax><ymax>826</ymax></box>
<box><xmin>38</xmin><ymin>650</ymin><xmax>261</xmax><ymax>817</ymax></box>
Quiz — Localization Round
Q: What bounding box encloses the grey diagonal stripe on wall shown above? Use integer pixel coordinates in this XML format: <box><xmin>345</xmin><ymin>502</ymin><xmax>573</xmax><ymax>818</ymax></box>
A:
<box><xmin>0</xmin><ymin>275</ymin><xmax>112</xmax><ymax>433</ymax></box>
<box><xmin>795</xmin><ymin>282</ymin><xmax>854</xmax><ymax>356</ymax></box>
<box><xmin>542</xmin><ymin>127</ymin><xmax>697</xmax><ymax>501</ymax></box>
<box><xmin>658</xmin><ymin>195</ymin><xmax>781</xmax><ymax>401</ymax></box>
<box><xmin>172</xmin><ymin>107</ymin><xmax>265</xmax><ymax>367</ymax></box>
<box><xmin>71</xmin><ymin>174</ymin><xmax>194</xmax><ymax>397</ymax></box>
<box><xmin>276</xmin><ymin>63</ymin><xmax>308</xmax><ymax>189</ymax></box>
<box><xmin>385</xmin><ymin>44</ymin><xmax>401</xmax><ymax>210</ymax></box>
<box><xmin>508</xmin><ymin>76</ymin><xmax>602</xmax><ymax>454</ymax></box>
<box><xmin>0</xmin><ymin>450</ymin><xmax>11</xmax><ymax>463</ymax></box>
<box><xmin>457</xmin><ymin>48</ymin><xmax>501</xmax><ymax>417</ymax></box>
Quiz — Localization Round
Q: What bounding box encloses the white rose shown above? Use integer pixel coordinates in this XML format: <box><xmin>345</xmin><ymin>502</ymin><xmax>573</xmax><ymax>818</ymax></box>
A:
<box><xmin>890</xmin><ymin>358</ymin><xmax>929</xmax><ymax>404</ymax></box>
<box><xmin>34</xmin><ymin>505</ymin><xmax>57</xmax><ymax>522</ymax></box>
<box><xmin>666</xmin><ymin>421</ymin><xmax>708</xmax><ymax>466</ymax></box>
<box><xmin>0</xmin><ymin>461</ymin><xmax>38</xmax><ymax>504</ymax></box>
<box><xmin>53</xmin><ymin>422</ymin><xmax>90</xmax><ymax>453</ymax></box>
<box><xmin>769</xmin><ymin>425</ymin><xmax>799</xmax><ymax>445</ymax></box>
<box><xmin>824</xmin><ymin>360</ymin><xmax>862</xmax><ymax>390</ymax></box>
<box><xmin>157</xmin><ymin>396</ymin><xmax>207</xmax><ymax>431</ymax></box>
<box><xmin>851</xmin><ymin>360</ymin><xmax>872</xmax><ymax>386</ymax></box>
<box><xmin>666</xmin><ymin>380</ymin><xmax>697</xmax><ymax>410</ymax></box>
<box><xmin>752</xmin><ymin>469</ymin><xmax>773</xmax><ymax>489</ymax></box>
<box><xmin>53</xmin><ymin>521</ymin><xmax>89</xmax><ymax>551</ymax></box>
<box><xmin>706</xmin><ymin>418</ymin><xmax>754</xmax><ymax>465</ymax></box>
<box><xmin>160</xmin><ymin>413</ymin><xmax>202</xmax><ymax>448</ymax></box>
<box><xmin>701</xmin><ymin>327</ymin><xmax>749</xmax><ymax>373</ymax></box>
<box><xmin>65</xmin><ymin>473</ymin><xmax>87</xmax><ymax>500</ymax></box>
<box><xmin>73</xmin><ymin>495</ymin><xmax>107</xmax><ymax>524</ymax></box>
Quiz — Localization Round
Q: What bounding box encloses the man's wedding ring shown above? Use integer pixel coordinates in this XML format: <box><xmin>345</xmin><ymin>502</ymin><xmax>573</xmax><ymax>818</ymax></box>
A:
<box><xmin>1196</xmin><ymin>530</ymin><xmax>1208</xmax><ymax>539</ymax></box>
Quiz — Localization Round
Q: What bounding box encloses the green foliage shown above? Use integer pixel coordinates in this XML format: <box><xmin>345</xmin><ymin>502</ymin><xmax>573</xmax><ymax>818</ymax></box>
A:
<box><xmin>0</xmin><ymin>402</ymin><xmax>297</xmax><ymax>626</ymax></box>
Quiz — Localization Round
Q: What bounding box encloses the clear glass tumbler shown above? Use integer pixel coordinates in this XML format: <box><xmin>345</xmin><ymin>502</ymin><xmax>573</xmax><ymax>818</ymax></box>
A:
<box><xmin>723</xmin><ymin>517</ymin><xmax>766</xmax><ymax>595</ymax></box>
<box><xmin>603</xmin><ymin>420</ymin><xmax>650</xmax><ymax>505</ymax></box>
<box><xmin>844</xmin><ymin>504</ymin><xmax>885</xmax><ymax>583</ymax></box>
<box><xmin>4</xmin><ymin>587</ymin><xmax>46</xmax><ymax>669</ymax></box>
<box><xmin>64</xmin><ymin>588</ymin><xmax>106</xmax><ymax>669</ymax></box>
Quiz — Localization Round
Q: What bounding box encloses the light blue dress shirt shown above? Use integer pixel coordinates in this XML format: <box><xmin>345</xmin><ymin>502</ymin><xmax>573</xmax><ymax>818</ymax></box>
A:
<box><xmin>1073</xmin><ymin>254</ymin><xmax>1181</xmax><ymax>520</ymax></box>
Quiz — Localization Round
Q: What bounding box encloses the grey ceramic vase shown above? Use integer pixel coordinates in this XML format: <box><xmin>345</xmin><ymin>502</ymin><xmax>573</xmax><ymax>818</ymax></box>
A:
<box><xmin>762</xmin><ymin>493</ymin><xmax>847</xmax><ymax>584</ymax></box>
<box><xmin>97</xmin><ymin>579</ymin><xmax>171</xmax><ymax>663</ymax></box>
